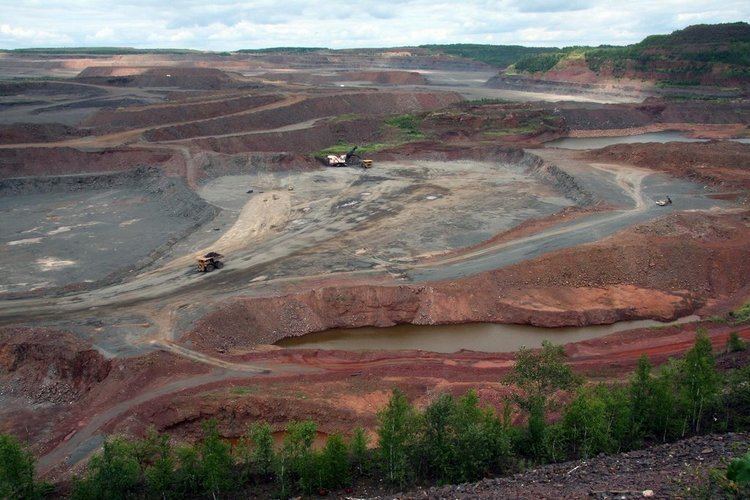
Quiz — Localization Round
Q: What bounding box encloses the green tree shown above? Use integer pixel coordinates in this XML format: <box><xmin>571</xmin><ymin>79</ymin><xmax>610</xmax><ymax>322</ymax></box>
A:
<box><xmin>505</xmin><ymin>341</ymin><xmax>580</xmax><ymax>461</ymax></box>
<box><xmin>247</xmin><ymin>422</ymin><xmax>275</xmax><ymax>477</ymax></box>
<box><xmin>377</xmin><ymin>388</ymin><xmax>417</xmax><ymax>486</ymax></box>
<box><xmin>278</xmin><ymin>421</ymin><xmax>318</xmax><ymax>496</ymax></box>
<box><xmin>348</xmin><ymin>427</ymin><xmax>369</xmax><ymax>477</ymax></box>
<box><xmin>679</xmin><ymin>329</ymin><xmax>720</xmax><ymax>435</ymax></box>
<box><xmin>561</xmin><ymin>385</ymin><xmax>630</xmax><ymax>459</ymax></box>
<box><xmin>196</xmin><ymin>420</ymin><xmax>234</xmax><ymax>497</ymax></box>
<box><xmin>724</xmin><ymin>365</ymin><xmax>750</xmax><ymax>431</ymax></box>
<box><xmin>727</xmin><ymin>331</ymin><xmax>747</xmax><ymax>352</ymax></box>
<box><xmin>172</xmin><ymin>444</ymin><xmax>200</xmax><ymax>498</ymax></box>
<box><xmin>318</xmin><ymin>433</ymin><xmax>349</xmax><ymax>491</ymax></box>
<box><xmin>72</xmin><ymin>437</ymin><xmax>141</xmax><ymax>500</ymax></box>
<box><xmin>0</xmin><ymin>434</ymin><xmax>46</xmax><ymax>500</ymax></box>
<box><xmin>651</xmin><ymin>361</ymin><xmax>683</xmax><ymax>442</ymax></box>
<box><xmin>144</xmin><ymin>449</ymin><xmax>175</xmax><ymax>499</ymax></box>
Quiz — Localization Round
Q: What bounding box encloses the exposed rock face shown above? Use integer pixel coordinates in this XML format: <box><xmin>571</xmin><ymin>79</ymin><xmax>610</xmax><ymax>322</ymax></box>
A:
<box><xmin>0</xmin><ymin>328</ymin><xmax>111</xmax><ymax>404</ymax></box>
<box><xmin>183</xmin><ymin>283</ymin><xmax>697</xmax><ymax>351</ymax></box>
<box><xmin>182</xmin><ymin>211</ymin><xmax>750</xmax><ymax>352</ymax></box>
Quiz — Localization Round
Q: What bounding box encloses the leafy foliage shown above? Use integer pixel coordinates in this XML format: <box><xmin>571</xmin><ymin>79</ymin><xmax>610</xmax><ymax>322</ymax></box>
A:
<box><xmin>0</xmin><ymin>434</ymin><xmax>47</xmax><ymax>499</ymax></box>
<box><xmin>420</xmin><ymin>44</ymin><xmax>561</xmax><ymax>67</ymax></box>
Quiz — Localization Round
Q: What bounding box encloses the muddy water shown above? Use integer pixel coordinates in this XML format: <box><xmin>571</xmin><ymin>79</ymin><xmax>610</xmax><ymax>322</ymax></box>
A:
<box><xmin>546</xmin><ymin>132</ymin><xmax>750</xmax><ymax>150</ymax></box>
<box><xmin>545</xmin><ymin>132</ymin><xmax>708</xmax><ymax>149</ymax></box>
<box><xmin>277</xmin><ymin>316</ymin><xmax>698</xmax><ymax>353</ymax></box>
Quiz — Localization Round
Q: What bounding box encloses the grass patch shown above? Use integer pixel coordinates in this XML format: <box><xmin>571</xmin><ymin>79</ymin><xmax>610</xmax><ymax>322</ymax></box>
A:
<box><xmin>483</xmin><ymin>126</ymin><xmax>537</xmax><ymax>137</ymax></box>
<box><xmin>732</xmin><ymin>302</ymin><xmax>750</xmax><ymax>324</ymax></box>
<box><xmin>384</xmin><ymin>114</ymin><xmax>424</xmax><ymax>138</ymax></box>
<box><xmin>230</xmin><ymin>386</ymin><xmax>259</xmax><ymax>395</ymax></box>
<box><xmin>331</xmin><ymin>113</ymin><xmax>362</xmax><ymax>123</ymax></box>
<box><xmin>463</xmin><ymin>98</ymin><xmax>511</xmax><ymax>106</ymax></box>
<box><xmin>314</xmin><ymin>142</ymin><xmax>391</xmax><ymax>156</ymax></box>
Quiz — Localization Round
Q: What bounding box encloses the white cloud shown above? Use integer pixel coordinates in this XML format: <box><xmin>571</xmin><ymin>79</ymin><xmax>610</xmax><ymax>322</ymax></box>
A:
<box><xmin>0</xmin><ymin>0</ymin><xmax>748</xmax><ymax>50</ymax></box>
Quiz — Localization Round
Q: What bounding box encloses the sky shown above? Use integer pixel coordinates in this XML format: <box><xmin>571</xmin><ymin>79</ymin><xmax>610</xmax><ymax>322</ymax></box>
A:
<box><xmin>1</xmin><ymin>0</ymin><xmax>748</xmax><ymax>50</ymax></box>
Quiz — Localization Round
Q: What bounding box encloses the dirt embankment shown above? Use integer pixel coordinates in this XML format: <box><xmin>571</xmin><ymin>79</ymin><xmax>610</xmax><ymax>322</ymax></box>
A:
<box><xmin>188</xmin><ymin>117</ymin><xmax>383</xmax><ymax>154</ymax></box>
<box><xmin>145</xmin><ymin>91</ymin><xmax>462</xmax><ymax>142</ymax></box>
<box><xmin>0</xmin><ymin>146</ymin><xmax>186</xmax><ymax>179</ymax></box>
<box><xmin>75</xmin><ymin>66</ymin><xmax>243</xmax><ymax>90</ymax></box>
<box><xmin>260</xmin><ymin>70</ymin><xmax>428</xmax><ymax>85</ymax></box>
<box><xmin>0</xmin><ymin>80</ymin><xmax>107</xmax><ymax>98</ymax></box>
<box><xmin>584</xmin><ymin>141</ymin><xmax>750</xmax><ymax>191</ymax></box>
<box><xmin>0</xmin><ymin>123</ymin><xmax>87</xmax><ymax>144</ymax></box>
<box><xmin>560</xmin><ymin>100</ymin><xmax>750</xmax><ymax>132</ymax></box>
<box><xmin>82</xmin><ymin>94</ymin><xmax>283</xmax><ymax>131</ymax></box>
<box><xmin>182</xmin><ymin>211</ymin><xmax>750</xmax><ymax>352</ymax></box>
<box><xmin>0</xmin><ymin>327</ymin><xmax>111</xmax><ymax>405</ymax></box>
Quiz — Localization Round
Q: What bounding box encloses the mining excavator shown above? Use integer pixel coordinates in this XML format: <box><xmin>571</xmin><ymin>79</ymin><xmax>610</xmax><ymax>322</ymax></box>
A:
<box><xmin>326</xmin><ymin>146</ymin><xmax>373</xmax><ymax>168</ymax></box>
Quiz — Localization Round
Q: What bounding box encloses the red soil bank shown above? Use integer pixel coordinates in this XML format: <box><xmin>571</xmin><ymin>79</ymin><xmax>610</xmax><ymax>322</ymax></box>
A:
<box><xmin>76</xmin><ymin>66</ymin><xmax>240</xmax><ymax>89</ymax></box>
<box><xmin>188</xmin><ymin>117</ymin><xmax>382</xmax><ymax>154</ymax></box>
<box><xmin>0</xmin><ymin>146</ymin><xmax>185</xmax><ymax>179</ymax></box>
<box><xmin>82</xmin><ymin>94</ymin><xmax>283</xmax><ymax>131</ymax></box>
<box><xmin>145</xmin><ymin>91</ymin><xmax>462</xmax><ymax>141</ymax></box>
<box><xmin>584</xmin><ymin>141</ymin><xmax>750</xmax><ymax>190</ymax></box>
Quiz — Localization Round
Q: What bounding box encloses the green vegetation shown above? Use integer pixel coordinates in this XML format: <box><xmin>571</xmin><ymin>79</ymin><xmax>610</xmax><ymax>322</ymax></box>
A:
<box><xmin>728</xmin><ymin>332</ymin><xmax>747</xmax><ymax>353</ymax></box>
<box><xmin>732</xmin><ymin>302</ymin><xmax>750</xmax><ymax>324</ymax></box>
<box><xmin>314</xmin><ymin>142</ymin><xmax>391</xmax><ymax>156</ymax></box>
<box><xmin>506</xmin><ymin>22</ymin><xmax>750</xmax><ymax>86</ymax></box>
<box><xmin>384</xmin><ymin>114</ymin><xmax>424</xmax><ymax>138</ymax></box>
<box><xmin>6</xmin><ymin>331</ymin><xmax>750</xmax><ymax>498</ymax></box>
<box><xmin>0</xmin><ymin>434</ymin><xmax>49</xmax><ymax>499</ymax></box>
<box><xmin>420</xmin><ymin>44</ymin><xmax>561</xmax><ymax>68</ymax></box>
<box><xmin>514</xmin><ymin>52</ymin><xmax>567</xmax><ymax>73</ymax></box>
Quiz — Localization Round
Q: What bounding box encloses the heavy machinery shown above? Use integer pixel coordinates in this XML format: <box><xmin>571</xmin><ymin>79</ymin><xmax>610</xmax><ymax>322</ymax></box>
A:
<box><xmin>197</xmin><ymin>251</ymin><xmax>224</xmax><ymax>272</ymax></box>
<box><xmin>325</xmin><ymin>146</ymin><xmax>373</xmax><ymax>168</ymax></box>
<box><xmin>655</xmin><ymin>196</ymin><xmax>672</xmax><ymax>207</ymax></box>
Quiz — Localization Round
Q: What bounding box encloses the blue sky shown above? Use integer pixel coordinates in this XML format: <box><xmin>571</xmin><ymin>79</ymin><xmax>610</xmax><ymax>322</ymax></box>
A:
<box><xmin>1</xmin><ymin>1</ymin><xmax>748</xmax><ymax>50</ymax></box>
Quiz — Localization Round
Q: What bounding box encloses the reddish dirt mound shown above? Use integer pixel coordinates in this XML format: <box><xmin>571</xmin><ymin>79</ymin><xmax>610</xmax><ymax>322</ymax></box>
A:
<box><xmin>584</xmin><ymin>141</ymin><xmax>750</xmax><ymax>190</ymax></box>
<box><xmin>560</xmin><ymin>100</ymin><xmax>750</xmax><ymax>131</ymax></box>
<box><xmin>261</xmin><ymin>70</ymin><xmax>428</xmax><ymax>85</ymax></box>
<box><xmin>145</xmin><ymin>91</ymin><xmax>462</xmax><ymax>142</ymax></box>
<box><xmin>342</xmin><ymin>70</ymin><xmax>428</xmax><ymax>85</ymax></box>
<box><xmin>0</xmin><ymin>123</ymin><xmax>86</xmax><ymax>144</ymax></box>
<box><xmin>82</xmin><ymin>94</ymin><xmax>283</xmax><ymax>131</ymax></box>
<box><xmin>189</xmin><ymin>117</ymin><xmax>382</xmax><ymax>154</ymax></box>
<box><xmin>76</xmin><ymin>66</ymin><xmax>239</xmax><ymax>90</ymax></box>
<box><xmin>0</xmin><ymin>146</ymin><xmax>185</xmax><ymax>178</ymax></box>
<box><xmin>0</xmin><ymin>327</ymin><xmax>111</xmax><ymax>405</ymax></box>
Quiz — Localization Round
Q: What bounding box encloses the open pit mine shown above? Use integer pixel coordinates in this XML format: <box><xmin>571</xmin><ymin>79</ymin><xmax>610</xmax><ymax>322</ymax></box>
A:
<box><xmin>1</xmin><ymin>22</ymin><xmax>750</xmax><ymax>499</ymax></box>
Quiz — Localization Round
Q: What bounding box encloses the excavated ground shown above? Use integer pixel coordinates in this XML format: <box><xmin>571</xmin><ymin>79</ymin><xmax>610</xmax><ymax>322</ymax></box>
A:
<box><xmin>1</xmin><ymin>54</ymin><xmax>750</xmax><ymax>489</ymax></box>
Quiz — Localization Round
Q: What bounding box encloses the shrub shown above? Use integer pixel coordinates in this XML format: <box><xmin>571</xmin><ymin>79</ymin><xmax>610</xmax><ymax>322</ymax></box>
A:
<box><xmin>72</xmin><ymin>437</ymin><xmax>141</xmax><ymax>500</ymax></box>
<box><xmin>505</xmin><ymin>341</ymin><xmax>580</xmax><ymax>461</ymax></box>
<box><xmin>278</xmin><ymin>421</ymin><xmax>318</xmax><ymax>496</ymax></box>
<box><xmin>727</xmin><ymin>332</ymin><xmax>747</xmax><ymax>352</ymax></box>
<box><xmin>318</xmin><ymin>433</ymin><xmax>349</xmax><ymax>490</ymax></box>
<box><xmin>377</xmin><ymin>388</ymin><xmax>417</xmax><ymax>486</ymax></box>
<box><xmin>348</xmin><ymin>427</ymin><xmax>370</xmax><ymax>477</ymax></box>
<box><xmin>196</xmin><ymin>420</ymin><xmax>234</xmax><ymax>497</ymax></box>
<box><xmin>0</xmin><ymin>434</ymin><xmax>46</xmax><ymax>499</ymax></box>
<box><xmin>679</xmin><ymin>329</ymin><xmax>721</xmax><ymax>436</ymax></box>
